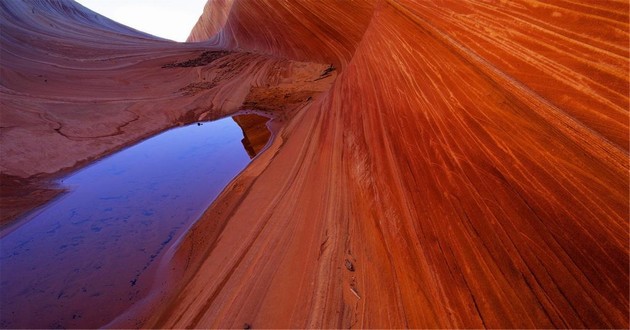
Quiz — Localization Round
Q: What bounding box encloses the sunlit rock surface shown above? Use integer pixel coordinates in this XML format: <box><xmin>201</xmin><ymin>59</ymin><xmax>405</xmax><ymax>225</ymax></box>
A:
<box><xmin>187</xmin><ymin>0</ymin><xmax>376</xmax><ymax>67</ymax></box>
<box><xmin>1</xmin><ymin>0</ymin><xmax>628</xmax><ymax>328</ymax></box>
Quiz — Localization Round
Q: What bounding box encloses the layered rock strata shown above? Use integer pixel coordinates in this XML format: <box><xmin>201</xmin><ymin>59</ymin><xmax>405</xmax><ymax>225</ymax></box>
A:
<box><xmin>1</xmin><ymin>0</ymin><xmax>627</xmax><ymax>328</ymax></box>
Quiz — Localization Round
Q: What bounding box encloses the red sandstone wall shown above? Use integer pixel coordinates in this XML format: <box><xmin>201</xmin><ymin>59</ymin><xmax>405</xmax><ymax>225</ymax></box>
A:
<box><xmin>187</xmin><ymin>0</ymin><xmax>377</xmax><ymax>67</ymax></box>
<box><xmin>148</xmin><ymin>0</ymin><xmax>628</xmax><ymax>328</ymax></box>
<box><xmin>1</xmin><ymin>0</ymin><xmax>627</xmax><ymax>328</ymax></box>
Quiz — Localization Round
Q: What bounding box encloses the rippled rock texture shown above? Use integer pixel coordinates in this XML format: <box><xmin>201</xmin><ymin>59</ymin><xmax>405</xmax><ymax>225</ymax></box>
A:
<box><xmin>0</xmin><ymin>0</ymin><xmax>333</xmax><ymax>227</ymax></box>
<box><xmin>1</xmin><ymin>0</ymin><xmax>628</xmax><ymax>328</ymax></box>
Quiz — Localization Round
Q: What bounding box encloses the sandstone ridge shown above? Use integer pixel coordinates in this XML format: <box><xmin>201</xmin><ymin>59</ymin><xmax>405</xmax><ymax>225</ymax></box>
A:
<box><xmin>1</xmin><ymin>0</ymin><xmax>628</xmax><ymax>329</ymax></box>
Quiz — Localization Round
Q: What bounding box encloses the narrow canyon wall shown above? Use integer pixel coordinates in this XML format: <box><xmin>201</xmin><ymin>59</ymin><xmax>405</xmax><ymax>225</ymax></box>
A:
<box><xmin>186</xmin><ymin>0</ymin><xmax>235</xmax><ymax>43</ymax></box>
<box><xmin>146</xmin><ymin>0</ymin><xmax>629</xmax><ymax>328</ymax></box>
<box><xmin>187</xmin><ymin>0</ymin><xmax>378</xmax><ymax>67</ymax></box>
<box><xmin>1</xmin><ymin>0</ymin><xmax>628</xmax><ymax>328</ymax></box>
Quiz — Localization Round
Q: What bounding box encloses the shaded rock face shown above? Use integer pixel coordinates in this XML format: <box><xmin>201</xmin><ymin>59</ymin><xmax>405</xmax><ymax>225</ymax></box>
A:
<box><xmin>1</xmin><ymin>0</ymin><xmax>628</xmax><ymax>329</ymax></box>
<box><xmin>0</xmin><ymin>0</ymin><xmax>334</xmax><ymax>225</ymax></box>
<box><xmin>0</xmin><ymin>174</ymin><xmax>63</xmax><ymax>223</ymax></box>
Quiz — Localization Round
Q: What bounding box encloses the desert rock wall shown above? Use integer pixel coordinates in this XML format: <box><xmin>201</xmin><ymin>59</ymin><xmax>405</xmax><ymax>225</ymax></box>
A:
<box><xmin>0</xmin><ymin>0</ymin><xmax>334</xmax><ymax>225</ymax></box>
<box><xmin>0</xmin><ymin>0</ymin><xmax>627</xmax><ymax>328</ymax></box>
<box><xmin>145</xmin><ymin>0</ymin><xmax>628</xmax><ymax>328</ymax></box>
<box><xmin>187</xmin><ymin>0</ymin><xmax>377</xmax><ymax>68</ymax></box>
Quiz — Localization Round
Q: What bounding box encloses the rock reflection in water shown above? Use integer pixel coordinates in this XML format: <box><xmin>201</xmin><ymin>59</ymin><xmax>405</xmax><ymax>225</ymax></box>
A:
<box><xmin>0</xmin><ymin>115</ymin><xmax>271</xmax><ymax>329</ymax></box>
<box><xmin>233</xmin><ymin>114</ymin><xmax>272</xmax><ymax>158</ymax></box>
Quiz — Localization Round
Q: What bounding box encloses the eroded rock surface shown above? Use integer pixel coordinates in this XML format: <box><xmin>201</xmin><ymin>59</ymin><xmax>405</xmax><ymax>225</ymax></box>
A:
<box><xmin>0</xmin><ymin>0</ymin><xmax>334</xmax><ymax>225</ymax></box>
<box><xmin>1</xmin><ymin>0</ymin><xmax>628</xmax><ymax>329</ymax></box>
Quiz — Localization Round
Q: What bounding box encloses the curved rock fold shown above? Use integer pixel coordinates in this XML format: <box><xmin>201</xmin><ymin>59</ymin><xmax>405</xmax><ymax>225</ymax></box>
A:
<box><xmin>0</xmin><ymin>0</ymin><xmax>627</xmax><ymax>328</ymax></box>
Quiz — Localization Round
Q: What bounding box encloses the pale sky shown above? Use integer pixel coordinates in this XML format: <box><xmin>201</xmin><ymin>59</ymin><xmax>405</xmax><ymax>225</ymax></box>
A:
<box><xmin>75</xmin><ymin>0</ymin><xmax>208</xmax><ymax>42</ymax></box>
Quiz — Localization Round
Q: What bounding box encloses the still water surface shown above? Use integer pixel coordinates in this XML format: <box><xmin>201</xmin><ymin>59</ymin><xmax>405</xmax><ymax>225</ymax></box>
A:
<box><xmin>0</xmin><ymin>115</ymin><xmax>269</xmax><ymax>328</ymax></box>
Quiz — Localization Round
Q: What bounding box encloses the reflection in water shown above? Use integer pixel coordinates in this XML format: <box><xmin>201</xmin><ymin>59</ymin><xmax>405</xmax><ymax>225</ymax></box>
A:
<box><xmin>233</xmin><ymin>114</ymin><xmax>272</xmax><ymax>159</ymax></box>
<box><xmin>0</xmin><ymin>115</ymin><xmax>270</xmax><ymax>329</ymax></box>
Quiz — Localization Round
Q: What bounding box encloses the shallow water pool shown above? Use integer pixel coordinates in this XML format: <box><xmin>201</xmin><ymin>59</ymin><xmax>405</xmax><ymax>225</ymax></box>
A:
<box><xmin>0</xmin><ymin>115</ymin><xmax>270</xmax><ymax>328</ymax></box>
